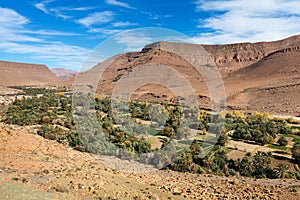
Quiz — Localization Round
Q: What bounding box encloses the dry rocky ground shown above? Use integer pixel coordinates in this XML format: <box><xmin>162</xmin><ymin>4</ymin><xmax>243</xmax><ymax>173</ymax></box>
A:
<box><xmin>0</xmin><ymin>123</ymin><xmax>300</xmax><ymax>199</ymax></box>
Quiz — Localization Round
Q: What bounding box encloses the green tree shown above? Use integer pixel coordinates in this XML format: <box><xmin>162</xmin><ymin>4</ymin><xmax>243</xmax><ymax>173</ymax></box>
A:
<box><xmin>253</xmin><ymin>151</ymin><xmax>272</xmax><ymax>176</ymax></box>
<box><xmin>170</xmin><ymin>152</ymin><xmax>193</xmax><ymax>172</ymax></box>
<box><xmin>132</xmin><ymin>137</ymin><xmax>151</xmax><ymax>153</ymax></box>
<box><xmin>278</xmin><ymin>136</ymin><xmax>288</xmax><ymax>146</ymax></box>
<box><xmin>292</xmin><ymin>142</ymin><xmax>300</xmax><ymax>163</ymax></box>
<box><xmin>161</xmin><ymin>126</ymin><xmax>175</xmax><ymax>137</ymax></box>
<box><xmin>273</xmin><ymin>164</ymin><xmax>290</xmax><ymax>178</ymax></box>
<box><xmin>217</xmin><ymin>133</ymin><xmax>229</xmax><ymax>146</ymax></box>
<box><xmin>204</xmin><ymin>147</ymin><xmax>228</xmax><ymax>175</ymax></box>
<box><xmin>237</xmin><ymin>153</ymin><xmax>255</xmax><ymax>177</ymax></box>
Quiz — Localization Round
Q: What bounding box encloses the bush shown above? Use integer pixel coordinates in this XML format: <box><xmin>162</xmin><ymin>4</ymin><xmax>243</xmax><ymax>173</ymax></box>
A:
<box><xmin>292</xmin><ymin>142</ymin><xmax>300</xmax><ymax>163</ymax></box>
<box><xmin>278</xmin><ymin>136</ymin><xmax>288</xmax><ymax>146</ymax></box>
<box><xmin>161</xmin><ymin>126</ymin><xmax>175</xmax><ymax>137</ymax></box>
<box><xmin>217</xmin><ymin>133</ymin><xmax>229</xmax><ymax>146</ymax></box>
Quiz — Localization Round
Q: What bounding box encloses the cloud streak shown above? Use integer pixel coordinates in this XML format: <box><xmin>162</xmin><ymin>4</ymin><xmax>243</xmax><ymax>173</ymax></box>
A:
<box><xmin>114</xmin><ymin>32</ymin><xmax>154</xmax><ymax>51</ymax></box>
<box><xmin>112</xmin><ymin>21</ymin><xmax>138</xmax><ymax>27</ymax></box>
<box><xmin>76</xmin><ymin>11</ymin><xmax>115</xmax><ymax>27</ymax></box>
<box><xmin>33</xmin><ymin>0</ymin><xmax>96</xmax><ymax>19</ymax></box>
<box><xmin>105</xmin><ymin>0</ymin><xmax>135</xmax><ymax>9</ymax></box>
<box><xmin>0</xmin><ymin>7</ymin><xmax>29</xmax><ymax>26</ymax></box>
<box><xmin>33</xmin><ymin>0</ymin><xmax>54</xmax><ymax>14</ymax></box>
<box><xmin>194</xmin><ymin>0</ymin><xmax>300</xmax><ymax>44</ymax></box>
<box><xmin>140</xmin><ymin>11</ymin><xmax>172</xmax><ymax>20</ymax></box>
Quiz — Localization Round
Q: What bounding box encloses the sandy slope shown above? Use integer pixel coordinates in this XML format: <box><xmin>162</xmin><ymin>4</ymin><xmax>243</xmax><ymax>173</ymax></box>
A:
<box><xmin>0</xmin><ymin>61</ymin><xmax>59</xmax><ymax>86</ymax></box>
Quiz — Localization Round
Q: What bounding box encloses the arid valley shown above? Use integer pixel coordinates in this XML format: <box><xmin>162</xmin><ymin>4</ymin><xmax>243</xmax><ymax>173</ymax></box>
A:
<box><xmin>1</xmin><ymin>34</ymin><xmax>300</xmax><ymax>199</ymax></box>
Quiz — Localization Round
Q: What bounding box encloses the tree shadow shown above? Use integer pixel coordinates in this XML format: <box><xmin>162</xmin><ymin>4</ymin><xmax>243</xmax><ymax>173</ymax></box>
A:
<box><xmin>272</xmin><ymin>154</ymin><xmax>293</xmax><ymax>162</ymax></box>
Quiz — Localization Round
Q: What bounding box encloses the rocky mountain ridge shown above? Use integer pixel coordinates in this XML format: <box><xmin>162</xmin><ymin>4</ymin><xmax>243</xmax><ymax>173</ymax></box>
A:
<box><xmin>79</xmin><ymin>34</ymin><xmax>300</xmax><ymax>115</ymax></box>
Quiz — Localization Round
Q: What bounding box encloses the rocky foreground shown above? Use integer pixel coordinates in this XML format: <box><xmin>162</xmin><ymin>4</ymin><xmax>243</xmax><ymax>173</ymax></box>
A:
<box><xmin>0</xmin><ymin>123</ymin><xmax>299</xmax><ymax>200</ymax></box>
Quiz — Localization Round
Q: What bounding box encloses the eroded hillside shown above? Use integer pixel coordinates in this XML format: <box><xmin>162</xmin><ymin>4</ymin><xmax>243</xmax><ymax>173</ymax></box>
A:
<box><xmin>74</xmin><ymin>35</ymin><xmax>300</xmax><ymax>115</ymax></box>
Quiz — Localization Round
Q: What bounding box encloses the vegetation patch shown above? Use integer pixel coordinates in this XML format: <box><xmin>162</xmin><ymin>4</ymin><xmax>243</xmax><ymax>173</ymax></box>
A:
<box><xmin>3</xmin><ymin>87</ymin><xmax>300</xmax><ymax>180</ymax></box>
<box><xmin>267</xmin><ymin>144</ymin><xmax>288</xmax><ymax>151</ymax></box>
<box><xmin>147</xmin><ymin>129</ymin><xmax>160</xmax><ymax>136</ymax></box>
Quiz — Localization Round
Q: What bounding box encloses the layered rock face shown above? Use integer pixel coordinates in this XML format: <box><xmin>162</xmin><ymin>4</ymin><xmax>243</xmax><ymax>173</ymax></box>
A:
<box><xmin>75</xmin><ymin>35</ymin><xmax>300</xmax><ymax>115</ymax></box>
<box><xmin>203</xmin><ymin>34</ymin><xmax>300</xmax><ymax>75</ymax></box>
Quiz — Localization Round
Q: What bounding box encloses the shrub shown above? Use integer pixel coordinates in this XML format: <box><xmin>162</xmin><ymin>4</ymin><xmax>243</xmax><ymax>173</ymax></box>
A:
<box><xmin>292</xmin><ymin>142</ymin><xmax>300</xmax><ymax>163</ymax></box>
<box><xmin>161</xmin><ymin>126</ymin><xmax>175</xmax><ymax>137</ymax></box>
<box><xmin>278</xmin><ymin>136</ymin><xmax>288</xmax><ymax>146</ymax></box>
<box><xmin>217</xmin><ymin>133</ymin><xmax>229</xmax><ymax>146</ymax></box>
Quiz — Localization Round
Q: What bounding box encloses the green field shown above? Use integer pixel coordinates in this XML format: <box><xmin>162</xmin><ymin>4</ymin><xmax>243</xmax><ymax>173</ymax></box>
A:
<box><xmin>147</xmin><ymin>129</ymin><xmax>160</xmax><ymax>136</ymax></box>
<box><xmin>286</xmin><ymin>134</ymin><xmax>300</xmax><ymax>143</ymax></box>
<box><xmin>267</xmin><ymin>144</ymin><xmax>288</xmax><ymax>151</ymax></box>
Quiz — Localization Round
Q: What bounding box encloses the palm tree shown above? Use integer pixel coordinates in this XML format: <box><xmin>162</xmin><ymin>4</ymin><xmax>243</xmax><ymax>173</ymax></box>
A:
<box><xmin>278</xmin><ymin>136</ymin><xmax>288</xmax><ymax>146</ymax></box>
<box><xmin>204</xmin><ymin>147</ymin><xmax>227</xmax><ymax>175</ymax></box>
<box><xmin>273</xmin><ymin>164</ymin><xmax>290</xmax><ymax>178</ymax></box>
<box><xmin>217</xmin><ymin>133</ymin><xmax>229</xmax><ymax>146</ymax></box>
<box><xmin>253</xmin><ymin>151</ymin><xmax>272</xmax><ymax>176</ymax></box>
<box><xmin>239</xmin><ymin>157</ymin><xmax>255</xmax><ymax>177</ymax></box>
<box><xmin>292</xmin><ymin>142</ymin><xmax>300</xmax><ymax>163</ymax></box>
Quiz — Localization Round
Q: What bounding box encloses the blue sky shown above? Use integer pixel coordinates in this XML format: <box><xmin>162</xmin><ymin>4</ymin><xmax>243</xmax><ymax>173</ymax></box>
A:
<box><xmin>1</xmin><ymin>0</ymin><xmax>300</xmax><ymax>70</ymax></box>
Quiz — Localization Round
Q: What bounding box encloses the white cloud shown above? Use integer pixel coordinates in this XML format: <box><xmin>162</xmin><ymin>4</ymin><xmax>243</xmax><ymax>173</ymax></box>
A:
<box><xmin>86</xmin><ymin>21</ymin><xmax>138</xmax><ymax>36</ymax></box>
<box><xmin>112</xmin><ymin>21</ymin><xmax>138</xmax><ymax>27</ymax></box>
<box><xmin>194</xmin><ymin>0</ymin><xmax>300</xmax><ymax>44</ymax></box>
<box><xmin>33</xmin><ymin>0</ymin><xmax>55</xmax><ymax>15</ymax></box>
<box><xmin>0</xmin><ymin>7</ymin><xmax>29</xmax><ymax>27</ymax></box>
<box><xmin>140</xmin><ymin>11</ymin><xmax>172</xmax><ymax>20</ymax></box>
<box><xmin>0</xmin><ymin>42</ymin><xmax>87</xmax><ymax>59</ymax></box>
<box><xmin>105</xmin><ymin>0</ymin><xmax>135</xmax><ymax>9</ymax></box>
<box><xmin>89</xmin><ymin>28</ymin><xmax>123</xmax><ymax>35</ymax></box>
<box><xmin>23</xmin><ymin>29</ymin><xmax>83</xmax><ymax>36</ymax></box>
<box><xmin>34</xmin><ymin>0</ymin><xmax>72</xmax><ymax>19</ymax></box>
<box><xmin>49</xmin><ymin>6</ymin><xmax>96</xmax><ymax>19</ymax></box>
<box><xmin>62</xmin><ymin>7</ymin><xmax>96</xmax><ymax>11</ymax></box>
<box><xmin>114</xmin><ymin>32</ymin><xmax>154</xmax><ymax>51</ymax></box>
<box><xmin>0</xmin><ymin>7</ymin><xmax>41</xmax><ymax>42</ymax></box>
<box><xmin>196</xmin><ymin>0</ymin><xmax>300</xmax><ymax>15</ymax></box>
<box><xmin>33</xmin><ymin>0</ymin><xmax>95</xmax><ymax>19</ymax></box>
<box><xmin>0</xmin><ymin>7</ymin><xmax>90</xmax><ymax>70</ymax></box>
<box><xmin>76</xmin><ymin>11</ymin><xmax>114</xmax><ymax>27</ymax></box>
<box><xmin>0</xmin><ymin>41</ymin><xmax>89</xmax><ymax>70</ymax></box>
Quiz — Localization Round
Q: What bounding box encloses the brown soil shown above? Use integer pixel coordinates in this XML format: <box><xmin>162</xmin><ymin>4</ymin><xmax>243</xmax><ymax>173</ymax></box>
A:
<box><xmin>227</xmin><ymin>150</ymin><xmax>246</xmax><ymax>160</ymax></box>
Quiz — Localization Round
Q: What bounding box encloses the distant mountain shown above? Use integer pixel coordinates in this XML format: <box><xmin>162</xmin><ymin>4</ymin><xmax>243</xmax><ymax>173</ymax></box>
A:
<box><xmin>0</xmin><ymin>60</ymin><xmax>59</xmax><ymax>86</ymax></box>
<box><xmin>227</xmin><ymin>46</ymin><xmax>300</xmax><ymax>81</ymax></box>
<box><xmin>51</xmin><ymin>68</ymin><xmax>77</xmax><ymax>80</ymax></box>
<box><xmin>76</xmin><ymin>34</ymin><xmax>300</xmax><ymax>115</ymax></box>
